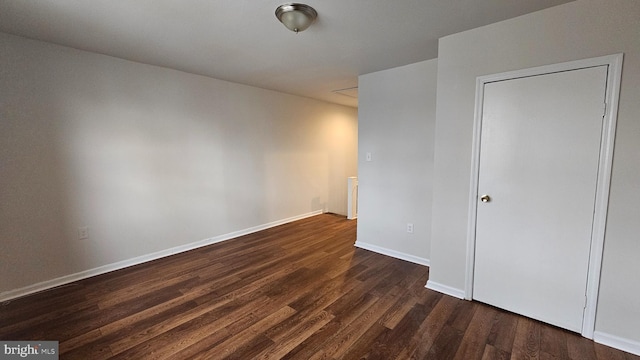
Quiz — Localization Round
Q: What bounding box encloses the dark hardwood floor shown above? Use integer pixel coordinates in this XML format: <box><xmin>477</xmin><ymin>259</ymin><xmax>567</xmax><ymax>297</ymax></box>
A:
<box><xmin>1</xmin><ymin>214</ymin><xmax>637</xmax><ymax>359</ymax></box>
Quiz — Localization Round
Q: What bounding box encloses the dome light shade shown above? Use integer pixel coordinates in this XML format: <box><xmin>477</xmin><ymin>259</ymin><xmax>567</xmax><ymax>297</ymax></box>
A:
<box><xmin>275</xmin><ymin>3</ymin><xmax>317</xmax><ymax>33</ymax></box>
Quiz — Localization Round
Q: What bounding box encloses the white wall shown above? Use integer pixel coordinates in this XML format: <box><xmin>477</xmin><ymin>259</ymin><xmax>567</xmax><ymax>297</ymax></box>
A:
<box><xmin>0</xmin><ymin>33</ymin><xmax>357</xmax><ymax>297</ymax></box>
<box><xmin>356</xmin><ymin>59</ymin><xmax>437</xmax><ymax>265</ymax></box>
<box><xmin>429</xmin><ymin>0</ymin><xmax>640</xmax><ymax>349</ymax></box>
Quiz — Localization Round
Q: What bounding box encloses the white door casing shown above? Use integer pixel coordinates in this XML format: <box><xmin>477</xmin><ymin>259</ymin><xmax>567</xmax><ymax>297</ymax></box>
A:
<box><xmin>465</xmin><ymin>54</ymin><xmax>623</xmax><ymax>339</ymax></box>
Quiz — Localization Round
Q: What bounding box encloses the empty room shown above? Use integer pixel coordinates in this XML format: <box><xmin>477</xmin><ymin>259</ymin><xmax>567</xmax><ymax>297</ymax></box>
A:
<box><xmin>1</xmin><ymin>0</ymin><xmax>639</xmax><ymax>359</ymax></box>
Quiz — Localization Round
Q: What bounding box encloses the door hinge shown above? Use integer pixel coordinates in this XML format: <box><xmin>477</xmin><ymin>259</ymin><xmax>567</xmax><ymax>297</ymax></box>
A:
<box><xmin>584</xmin><ymin>295</ymin><xmax>588</xmax><ymax>309</ymax></box>
<box><xmin>603</xmin><ymin>102</ymin><xmax>607</xmax><ymax>117</ymax></box>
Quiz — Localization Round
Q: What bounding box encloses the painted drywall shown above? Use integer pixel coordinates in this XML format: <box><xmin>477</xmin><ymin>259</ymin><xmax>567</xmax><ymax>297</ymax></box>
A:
<box><xmin>356</xmin><ymin>59</ymin><xmax>437</xmax><ymax>264</ymax></box>
<box><xmin>429</xmin><ymin>0</ymin><xmax>640</xmax><ymax>346</ymax></box>
<box><xmin>0</xmin><ymin>32</ymin><xmax>357</xmax><ymax>295</ymax></box>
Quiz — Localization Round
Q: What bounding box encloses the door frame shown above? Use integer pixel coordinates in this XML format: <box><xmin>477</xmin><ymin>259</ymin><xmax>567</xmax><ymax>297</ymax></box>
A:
<box><xmin>464</xmin><ymin>54</ymin><xmax>623</xmax><ymax>339</ymax></box>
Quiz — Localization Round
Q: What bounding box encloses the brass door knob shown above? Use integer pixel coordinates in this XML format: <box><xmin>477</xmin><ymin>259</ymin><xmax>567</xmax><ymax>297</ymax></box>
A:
<box><xmin>480</xmin><ymin>195</ymin><xmax>491</xmax><ymax>203</ymax></box>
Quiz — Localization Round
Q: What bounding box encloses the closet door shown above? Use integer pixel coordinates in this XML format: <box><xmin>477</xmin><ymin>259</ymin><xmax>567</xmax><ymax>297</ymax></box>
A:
<box><xmin>473</xmin><ymin>66</ymin><xmax>608</xmax><ymax>332</ymax></box>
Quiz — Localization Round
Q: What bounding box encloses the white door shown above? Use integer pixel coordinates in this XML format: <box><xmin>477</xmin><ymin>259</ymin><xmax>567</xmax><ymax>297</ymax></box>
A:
<box><xmin>473</xmin><ymin>66</ymin><xmax>608</xmax><ymax>332</ymax></box>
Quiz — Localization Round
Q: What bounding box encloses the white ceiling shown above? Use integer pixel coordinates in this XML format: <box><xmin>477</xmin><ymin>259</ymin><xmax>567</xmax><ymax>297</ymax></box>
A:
<box><xmin>0</xmin><ymin>0</ymin><xmax>574</xmax><ymax>107</ymax></box>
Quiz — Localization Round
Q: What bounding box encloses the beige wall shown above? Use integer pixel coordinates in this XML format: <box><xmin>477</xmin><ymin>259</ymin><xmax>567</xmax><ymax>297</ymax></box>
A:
<box><xmin>357</xmin><ymin>59</ymin><xmax>437</xmax><ymax>264</ymax></box>
<box><xmin>0</xmin><ymin>33</ymin><xmax>357</xmax><ymax>296</ymax></box>
<box><xmin>429</xmin><ymin>0</ymin><xmax>640</xmax><ymax>347</ymax></box>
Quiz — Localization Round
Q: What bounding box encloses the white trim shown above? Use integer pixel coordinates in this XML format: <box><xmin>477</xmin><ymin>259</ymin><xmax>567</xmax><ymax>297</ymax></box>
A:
<box><xmin>425</xmin><ymin>280</ymin><xmax>465</xmax><ymax>299</ymax></box>
<box><xmin>464</xmin><ymin>70</ymin><xmax>486</xmax><ymax>301</ymax></box>
<box><xmin>0</xmin><ymin>210</ymin><xmax>323</xmax><ymax>302</ymax></box>
<box><xmin>582</xmin><ymin>53</ymin><xmax>624</xmax><ymax>339</ymax></box>
<box><xmin>594</xmin><ymin>331</ymin><xmax>640</xmax><ymax>356</ymax></box>
<box><xmin>465</xmin><ymin>54</ymin><xmax>624</xmax><ymax>338</ymax></box>
<box><xmin>354</xmin><ymin>241</ymin><xmax>430</xmax><ymax>266</ymax></box>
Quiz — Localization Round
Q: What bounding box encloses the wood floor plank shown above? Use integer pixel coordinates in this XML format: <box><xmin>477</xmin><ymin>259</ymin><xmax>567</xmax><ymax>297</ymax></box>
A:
<box><xmin>511</xmin><ymin>317</ymin><xmax>541</xmax><ymax>360</ymax></box>
<box><xmin>424</xmin><ymin>324</ymin><xmax>466</xmax><ymax>359</ymax></box>
<box><xmin>481</xmin><ymin>344</ymin><xmax>510</xmax><ymax>360</ymax></box>
<box><xmin>394</xmin><ymin>292</ymin><xmax>456</xmax><ymax>359</ymax></box>
<box><xmin>566</xmin><ymin>332</ymin><xmax>598</xmax><ymax>360</ymax></box>
<box><xmin>379</xmin><ymin>292</ymin><xmax>418</xmax><ymax>330</ymax></box>
<box><xmin>539</xmin><ymin>323</ymin><xmax>569</xmax><ymax>359</ymax></box>
<box><xmin>62</xmin><ymin>299</ymin><xmax>199</xmax><ymax>359</ymax></box>
<box><xmin>112</xmin><ymin>295</ymin><xmax>272</xmax><ymax>359</ymax></box>
<box><xmin>0</xmin><ymin>284</ymin><xmax>89</xmax><ymax>328</ymax></box>
<box><xmin>356</xmin><ymin>302</ymin><xmax>433</xmax><ymax>359</ymax></box>
<box><xmin>593</xmin><ymin>342</ymin><xmax>630</xmax><ymax>360</ymax></box>
<box><xmin>337</xmin><ymin>322</ymin><xmax>388</xmax><ymax>359</ymax></box>
<box><xmin>185</xmin><ymin>306</ymin><xmax>296</xmax><ymax>359</ymax></box>
<box><xmin>1</xmin><ymin>214</ymin><xmax>637</xmax><ymax>360</ymax></box>
<box><xmin>447</xmin><ymin>298</ymin><xmax>479</xmax><ymax>331</ymax></box>
<box><xmin>307</xmin><ymin>285</ymin><xmax>407</xmax><ymax>359</ymax></box>
<box><xmin>486</xmin><ymin>309</ymin><xmax>519</xmax><ymax>354</ymax></box>
<box><xmin>453</xmin><ymin>304</ymin><xmax>500</xmax><ymax>360</ymax></box>
<box><xmin>257</xmin><ymin>310</ymin><xmax>335</xmax><ymax>360</ymax></box>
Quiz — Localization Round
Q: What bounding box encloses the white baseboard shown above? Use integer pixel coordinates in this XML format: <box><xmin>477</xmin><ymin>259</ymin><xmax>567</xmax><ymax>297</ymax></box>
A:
<box><xmin>0</xmin><ymin>210</ymin><xmax>323</xmax><ymax>302</ymax></box>
<box><xmin>425</xmin><ymin>280</ymin><xmax>465</xmax><ymax>299</ymax></box>
<box><xmin>354</xmin><ymin>241</ymin><xmax>430</xmax><ymax>266</ymax></box>
<box><xmin>594</xmin><ymin>331</ymin><xmax>640</xmax><ymax>356</ymax></box>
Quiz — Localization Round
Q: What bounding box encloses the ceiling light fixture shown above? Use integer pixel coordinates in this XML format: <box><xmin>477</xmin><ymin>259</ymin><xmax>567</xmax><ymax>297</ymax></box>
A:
<box><xmin>275</xmin><ymin>3</ymin><xmax>317</xmax><ymax>33</ymax></box>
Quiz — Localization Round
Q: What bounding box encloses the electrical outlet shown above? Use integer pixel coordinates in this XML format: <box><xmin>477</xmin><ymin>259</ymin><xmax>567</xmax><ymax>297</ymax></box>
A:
<box><xmin>78</xmin><ymin>227</ymin><xmax>89</xmax><ymax>240</ymax></box>
<box><xmin>406</xmin><ymin>223</ymin><xmax>414</xmax><ymax>233</ymax></box>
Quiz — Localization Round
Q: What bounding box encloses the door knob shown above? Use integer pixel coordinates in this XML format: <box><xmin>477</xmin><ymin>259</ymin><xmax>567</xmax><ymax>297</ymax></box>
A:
<box><xmin>480</xmin><ymin>194</ymin><xmax>491</xmax><ymax>203</ymax></box>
